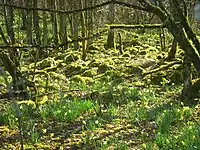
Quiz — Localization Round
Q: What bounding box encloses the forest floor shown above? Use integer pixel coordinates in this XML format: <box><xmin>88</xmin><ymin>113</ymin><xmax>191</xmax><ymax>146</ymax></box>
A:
<box><xmin>0</xmin><ymin>32</ymin><xmax>200</xmax><ymax>149</ymax></box>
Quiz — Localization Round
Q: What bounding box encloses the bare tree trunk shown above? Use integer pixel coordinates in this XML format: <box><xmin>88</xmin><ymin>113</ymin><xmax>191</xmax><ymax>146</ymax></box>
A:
<box><xmin>49</xmin><ymin>0</ymin><xmax>58</xmax><ymax>45</ymax></box>
<box><xmin>4</xmin><ymin>0</ymin><xmax>15</xmax><ymax>45</ymax></box>
<box><xmin>42</xmin><ymin>0</ymin><xmax>48</xmax><ymax>45</ymax></box>
<box><xmin>80</xmin><ymin>0</ymin><xmax>87</xmax><ymax>60</ymax></box>
<box><xmin>180</xmin><ymin>55</ymin><xmax>193</xmax><ymax>105</ymax></box>
<box><xmin>167</xmin><ymin>38</ymin><xmax>177</xmax><ymax>61</ymax></box>
<box><xmin>33</xmin><ymin>0</ymin><xmax>41</xmax><ymax>45</ymax></box>
<box><xmin>25</xmin><ymin>0</ymin><xmax>32</xmax><ymax>44</ymax></box>
<box><xmin>86</xmin><ymin>0</ymin><xmax>93</xmax><ymax>47</ymax></box>
<box><xmin>106</xmin><ymin>0</ymin><xmax>115</xmax><ymax>49</ymax></box>
<box><xmin>59</xmin><ymin>0</ymin><xmax>68</xmax><ymax>49</ymax></box>
<box><xmin>72</xmin><ymin>1</ymin><xmax>80</xmax><ymax>50</ymax></box>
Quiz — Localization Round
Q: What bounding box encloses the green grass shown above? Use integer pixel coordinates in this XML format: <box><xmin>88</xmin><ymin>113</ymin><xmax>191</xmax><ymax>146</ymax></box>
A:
<box><xmin>39</xmin><ymin>99</ymin><xmax>94</xmax><ymax>121</ymax></box>
<box><xmin>1</xmin><ymin>31</ymin><xmax>200</xmax><ymax>149</ymax></box>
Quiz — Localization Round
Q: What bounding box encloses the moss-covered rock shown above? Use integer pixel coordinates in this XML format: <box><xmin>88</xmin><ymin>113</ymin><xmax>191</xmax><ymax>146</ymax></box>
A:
<box><xmin>104</xmin><ymin>70</ymin><xmax>123</xmax><ymax>80</ymax></box>
<box><xmin>125</xmin><ymin>47</ymin><xmax>139</xmax><ymax>55</ymax></box>
<box><xmin>139</xmin><ymin>50</ymin><xmax>147</xmax><ymax>55</ymax></box>
<box><xmin>97</xmin><ymin>63</ymin><xmax>115</xmax><ymax>74</ymax></box>
<box><xmin>125</xmin><ymin>64</ymin><xmax>144</xmax><ymax>75</ymax></box>
<box><xmin>82</xmin><ymin>68</ymin><xmax>98</xmax><ymax>77</ymax></box>
<box><xmin>122</xmin><ymin>53</ymin><xmax>131</xmax><ymax>57</ymax></box>
<box><xmin>64</xmin><ymin>52</ymin><xmax>81</xmax><ymax>63</ymax></box>
<box><xmin>70</xmin><ymin>75</ymin><xmax>93</xmax><ymax>84</ymax></box>
<box><xmin>150</xmin><ymin>71</ymin><xmax>166</xmax><ymax>85</ymax></box>
<box><xmin>65</xmin><ymin>62</ymin><xmax>86</xmax><ymax>77</ymax></box>
<box><xmin>37</xmin><ymin>57</ymin><xmax>56</xmax><ymax>70</ymax></box>
<box><xmin>89</xmin><ymin>59</ymin><xmax>103</xmax><ymax>67</ymax></box>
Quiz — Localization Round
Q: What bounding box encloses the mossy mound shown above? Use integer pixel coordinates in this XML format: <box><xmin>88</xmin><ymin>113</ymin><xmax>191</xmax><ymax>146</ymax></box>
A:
<box><xmin>125</xmin><ymin>47</ymin><xmax>139</xmax><ymax>55</ymax></box>
<box><xmin>89</xmin><ymin>59</ymin><xmax>103</xmax><ymax>67</ymax></box>
<box><xmin>82</xmin><ymin>68</ymin><xmax>98</xmax><ymax>77</ymax></box>
<box><xmin>36</xmin><ymin>57</ymin><xmax>56</xmax><ymax>70</ymax></box>
<box><xmin>122</xmin><ymin>52</ymin><xmax>131</xmax><ymax>57</ymax></box>
<box><xmin>104</xmin><ymin>70</ymin><xmax>123</xmax><ymax>80</ymax></box>
<box><xmin>70</xmin><ymin>75</ymin><xmax>93</xmax><ymax>84</ymax></box>
<box><xmin>97</xmin><ymin>63</ymin><xmax>115</xmax><ymax>74</ymax></box>
<box><xmin>65</xmin><ymin>62</ymin><xmax>86</xmax><ymax>77</ymax></box>
<box><xmin>64</xmin><ymin>52</ymin><xmax>81</xmax><ymax>63</ymax></box>
<box><xmin>89</xmin><ymin>58</ymin><xmax>115</xmax><ymax>68</ymax></box>
<box><xmin>150</xmin><ymin>71</ymin><xmax>167</xmax><ymax>85</ymax></box>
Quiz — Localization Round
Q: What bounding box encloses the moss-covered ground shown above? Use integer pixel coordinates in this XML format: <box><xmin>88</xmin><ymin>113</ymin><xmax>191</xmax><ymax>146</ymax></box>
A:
<box><xmin>0</xmin><ymin>32</ymin><xmax>199</xmax><ymax>149</ymax></box>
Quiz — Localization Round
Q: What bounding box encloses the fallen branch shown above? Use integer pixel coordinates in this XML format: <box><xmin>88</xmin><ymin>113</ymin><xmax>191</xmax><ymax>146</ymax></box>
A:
<box><xmin>142</xmin><ymin>60</ymin><xmax>182</xmax><ymax>77</ymax></box>
<box><xmin>109</xmin><ymin>24</ymin><xmax>165</xmax><ymax>29</ymax></box>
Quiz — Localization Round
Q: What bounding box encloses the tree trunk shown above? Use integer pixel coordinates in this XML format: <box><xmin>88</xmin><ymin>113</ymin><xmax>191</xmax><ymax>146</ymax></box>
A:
<box><xmin>106</xmin><ymin>0</ymin><xmax>115</xmax><ymax>49</ymax></box>
<box><xmin>167</xmin><ymin>38</ymin><xmax>177</xmax><ymax>61</ymax></box>
<box><xmin>59</xmin><ymin>0</ymin><xmax>68</xmax><ymax>49</ymax></box>
<box><xmin>25</xmin><ymin>0</ymin><xmax>32</xmax><ymax>45</ymax></box>
<box><xmin>80</xmin><ymin>0</ymin><xmax>87</xmax><ymax>60</ymax></box>
<box><xmin>33</xmin><ymin>0</ymin><xmax>41</xmax><ymax>45</ymax></box>
<box><xmin>49</xmin><ymin>0</ymin><xmax>58</xmax><ymax>45</ymax></box>
<box><xmin>180</xmin><ymin>55</ymin><xmax>193</xmax><ymax>105</ymax></box>
<box><xmin>42</xmin><ymin>0</ymin><xmax>48</xmax><ymax>45</ymax></box>
<box><xmin>72</xmin><ymin>1</ymin><xmax>80</xmax><ymax>50</ymax></box>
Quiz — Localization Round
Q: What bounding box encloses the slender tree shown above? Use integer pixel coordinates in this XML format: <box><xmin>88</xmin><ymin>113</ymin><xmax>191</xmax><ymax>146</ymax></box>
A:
<box><xmin>106</xmin><ymin>0</ymin><xmax>115</xmax><ymax>49</ymax></box>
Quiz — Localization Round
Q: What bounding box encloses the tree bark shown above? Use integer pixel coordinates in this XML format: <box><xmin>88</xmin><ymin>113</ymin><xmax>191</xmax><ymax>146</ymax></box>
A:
<box><xmin>167</xmin><ymin>38</ymin><xmax>177</xmax><ymax>61</ymax></box>
<box><xmin>180</xmin><ymin>55</ymin><xmax>193</xmax><ymax>105</ymax></box>
<box><xmin>33</xmin><ymin>0</ymin><xmax>41</xmax><ymax>45</ymax></box>
<box><xmin>25</xmin><ymin>0</ymin><xmax>32</xmax><ymax>45</ymax></box>
<box><xmin>106</xmin><ymin>0</ymin><xmax>115</xmax><ymax>49</ymax></box>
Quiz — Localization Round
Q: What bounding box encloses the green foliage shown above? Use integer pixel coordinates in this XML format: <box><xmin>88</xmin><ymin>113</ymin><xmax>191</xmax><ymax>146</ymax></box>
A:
<box><xmin>1</xmin><ymin>27</ymin><xmax>199</xmax><ymax>149</ymax></box>
<box><xmin>157</xmin><ymin>110</ymin><xmax>173</xmax><ymax>134</ymax></box>
<box><xmin>39</xmin><ymin>99</ymin><xmax>94</xmax><ymax>122</ymax></box>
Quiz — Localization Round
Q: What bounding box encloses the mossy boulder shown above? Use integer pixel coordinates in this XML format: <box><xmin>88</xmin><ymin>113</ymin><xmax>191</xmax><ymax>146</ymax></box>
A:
<box><xmin>82</xmin><ymin>68</ymin><xmax>98</xmax><ymax>77</ymax></box>
<box><xmin>125</xmin><ymin>64</ymin><xmax>144</xmax><ymax>75</ymax></box>
<box><xmin>89</xmin><ymin>58</ymin><xmax>115</xmax><ymax>68</ymax></box>
<box><xmin>70</xmin><ymin>75</ymin><xmax>93</xmax><ymax>84</ymax></box>
<box><xmin>104</xmin><ymin>70</ymin><xmax>123</xmax><ymax>80</ymax></box>
<box><xmin>122</xmin><ymin>53</ymin><xmax>131</xmax><ymax>57</ymax></box>
<box><xmin>37</xmin><ymin>57</ymin><xmax>56</xmax><ymax>70</ymax></box>
<box><xmin>64</xmin><ymin>52</ymin><xmax>81</xmax><ymax>63</ymax></box>
<box><xmin>89</xmin><ymin>59</ymin><xmax>103</xmax><ymax>67</ymax></box>
<box><xmin>150</xmin><ymin>71</ymin><xmax>167</xmax><ymax>85</ymax></box>
<box><xmin>125</xmin><ymin>47</ymin><xmax>139</xmax><ymax>55</ymax></box>
<box><xmin>97</xmin><ymin>63</ymin><xmax>115</xmax><ymax>74</ymax></box>
<box><xmin>139</xmin><ymin>50</ymin><xmax>147</xmax><ymax>55</ymax></box>
<box><xmin>65</xmin><ymin>62</ymin><xmax>86</xmax><ymax>77</ymax></box>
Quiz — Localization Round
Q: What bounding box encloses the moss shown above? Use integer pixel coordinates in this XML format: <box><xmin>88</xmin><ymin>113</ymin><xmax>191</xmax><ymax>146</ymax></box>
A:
<box><xmin>104</xmin><ymin>70</ymin><xmax>123</xmax><ymax>79</ymax></box>
<box><xmin>125</xmin><ymin>47</ymin><xmax>139</xmax><ymax>55</ymax></box>
<box><xmin>139</xmin><ymin>50</ymin><xmax>147</xmax><ymax>55</ymax></box>
<box><xmin>97</xmin><ymin>63</ymin><xmax>115</xmax><ymax>74</ymax></box>
<box><xmin>146</xmin><ymin>46</ymin><xmax>158</xmax><ymax>52</ymax></box>
<box><xmin>37</xmin><ymin>57</ymin><xmax>56</xmax><ymax>70</ymax></box>
<box><xmin>150</xmin><ymin>71</ymin><xmax>167</xmax><ymax>85</ymax></box>
<box><xmin>125</xmin><ymin>64</ymin><xmax>144</xmax><ymax>75</ymax></box>
<box><xmin>82</xmin><ymin>68</ymin><xmax>98</xmax><ymax>77</ymax></box>
<box><xmin>88</xmin><ymin>44</ymin><xmax>100</xmax><ymax>50</ymax></box>
<box><xmin>64</xmin><ymin>53</ymin><xmax>81</xmax><ymax>63</ymax></box>
<box><xmin>70</xmin><ymin>75</ymin><xmax>93</xmax><ymax>84</ymax></box>
<box><xmin>65</xmin><ymin>62</ymin><xmax>86</xmax><ymax>76</ymax></box>
<box><xmin>89</xmin><ymin>59</ymin><xmax>103</xmax><ymax>67</ymax></box>
<box><xmin>122</xmin><ymin>53</ymin><xmax>131</xmax><ymax>57</ymax></box>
